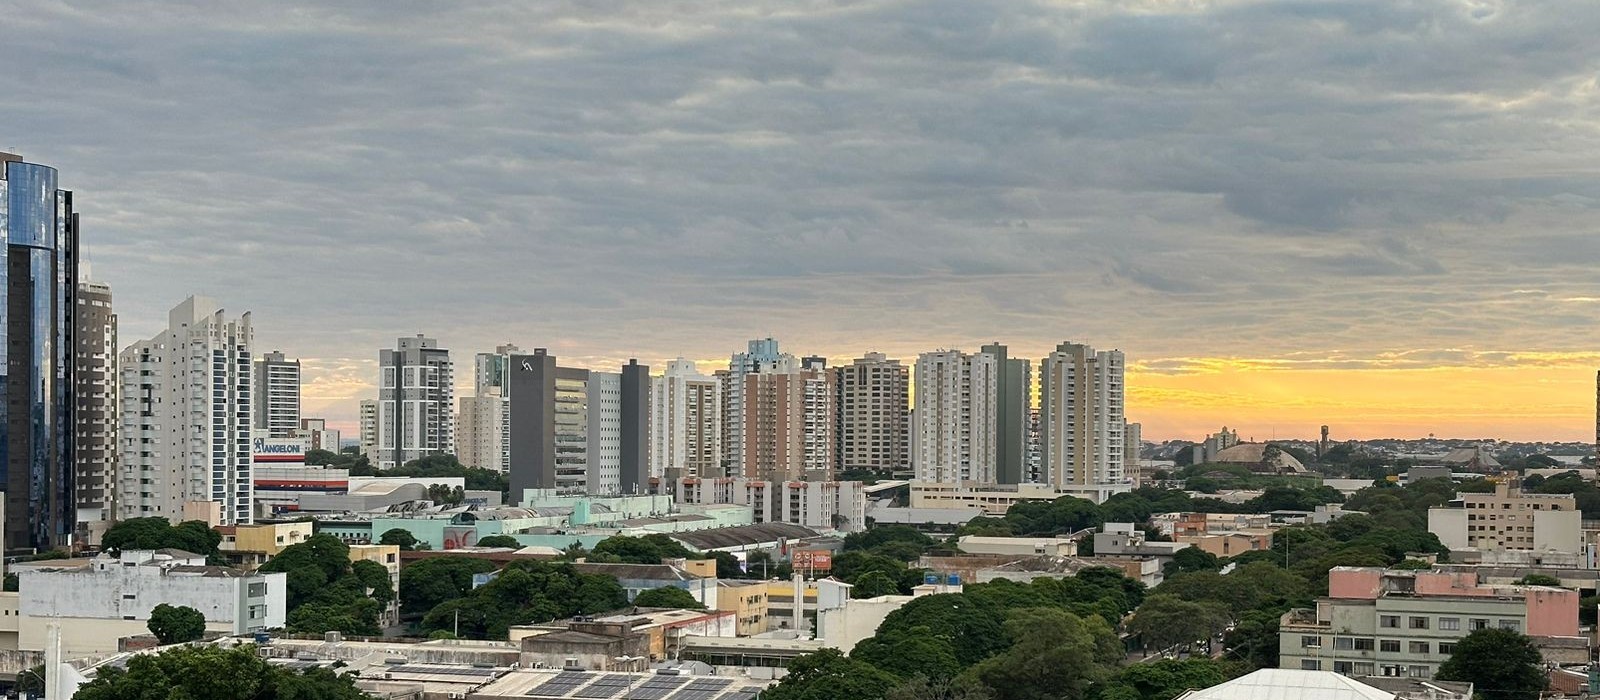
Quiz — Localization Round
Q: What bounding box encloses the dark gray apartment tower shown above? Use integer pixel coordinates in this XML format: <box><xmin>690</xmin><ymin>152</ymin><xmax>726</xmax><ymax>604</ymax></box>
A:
<box><xmin>508</xmin><ymin>350</ymin><xmax>557</xmax><ymax>500</ymax></box>
<box><xmin>73</xmin><ymin>279</ymin><xmax>116</xmax><ymax>546</ymax></box>
<box><xmin>981</xmin><ymin>342</ymin><xmax>1031</xmax><ymax>485</ymax></box>
<box><xmin>0</xmin><ymin>153</ymin><xmax>79</xmax><ymax>550</ymax></box>
<box><xmin>620</xmin><ymin>359</ymin><xmax>650</xmax><ymax>494</ymax></box>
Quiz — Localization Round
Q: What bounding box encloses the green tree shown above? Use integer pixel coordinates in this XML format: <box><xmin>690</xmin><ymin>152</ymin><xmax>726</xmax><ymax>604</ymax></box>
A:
<box><xmin>886</xmin><ymin>676</ymin><xmax>994</xmax><ymax>700</ymax></box>
<box><xmin>379</xmin><ymin>528</ymin><xmax>420</xmax><ymax>550</ymax></box>
<box><xmin>632</xmin><ymin>586</ymin><xmax>705</xmax><ymax>609</ymax></box>
<box><xmin>1435</xmin><ymin>628</ymin><xmax>1546</xmax><ymax>700</ymax></box>
<box><xmin>1222</xmin><ymin>610</ymin><xmax>1280</xmax><ymax>669</ymax></box>
<box><xmin>475</xmin><ymin>534</ymin><xmax>522</xmax><ymax>549</ymax></box>
<box><xmin>102</xmin><ymin>517</ymin><xmax>223</xmax><ymax>559</ymax></box>
<box><xmin>851</xmin><ymin>570</ymin><xmax>900</xmax><ymax>598</ymax></box>
<box><xmin>15</xmin><ymin>665</ymin><xmax>43</xmax><ymax>697</ymax></box>
<box><xmin>400</xmin><ymin>556</ymin><xmax>498</xmax><ymax>614</ymax></box>
<box><xmin>1128</xmin><ymin>595</ymin><xmax>1230</xmax><ymax>652</ymax></box>
<box><xmin>418</xmin><ymin>560</ymin><xmax>628</xmax><ymax>639</ymax></box>
<box><xmin>852</xmin><ymin>626</ymin><xmax>963</xmax><ymax>681</ymax></box>
<box><xmin>147</xmin><ymin>603</ymin><xmax>206</xmax><ymax>645</ymax></box>
<box><xmin>963</xmin><ymin>607</ymin><xmax>1122</xmax><ymax>700</ymax></box>
<box><xmin>73</xmin><ymin>644</ymin><xmax>369</xmax><ymax>700</ymax></box>
<box><xmin>1098</xmin><ymin>658</ymin><xmax>1231</xmax><ymax>700</ymax></box>
<box><xmin>876</xmin><ymin>593</ymin><xmax>1009</xmax><ymax>667</ymax></box>
<box><xmin>1163</xmin><ymin>547</ymin><xmax>1219</xmax><ymax>576</ymax></box>
<box><xmin>591</xmin><ymin>534</ymin><xmax>694</xmax><ymax>564</ymax></box>
<box><xmin>259</xmin><ymin>535</ymin><xmax>386</xmax><ymax>635</ymax></box>
<box><xmin>1514</xmin><ymin>574</ymin><xmax>1561</xmax><ymax>586</ymax></box>
<box><xmin>763</xmin><ymin>648</ymin><xmax>901</xmax><ymax>700</ymax></box>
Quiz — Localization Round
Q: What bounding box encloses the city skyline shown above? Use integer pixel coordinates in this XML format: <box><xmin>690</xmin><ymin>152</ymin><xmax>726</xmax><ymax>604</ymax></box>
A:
<box><xmin>7</xmin><ymin>2</ymin><xmax>1600</xmax><ymax>443</ymax></box>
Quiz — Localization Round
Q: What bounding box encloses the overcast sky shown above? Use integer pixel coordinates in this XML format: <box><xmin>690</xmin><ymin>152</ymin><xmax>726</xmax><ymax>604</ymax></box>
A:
<box><xmin>6</xmin><ymin>0</ymin><xmax>1600</xmax><ymax>442</ymax></box>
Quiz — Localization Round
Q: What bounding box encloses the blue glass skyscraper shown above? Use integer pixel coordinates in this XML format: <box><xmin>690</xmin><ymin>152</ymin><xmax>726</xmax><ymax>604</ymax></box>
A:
<box><xmin>0</xmin><ymin>153</ymin><xmax>78</xmax><ymax>551</ymax></box>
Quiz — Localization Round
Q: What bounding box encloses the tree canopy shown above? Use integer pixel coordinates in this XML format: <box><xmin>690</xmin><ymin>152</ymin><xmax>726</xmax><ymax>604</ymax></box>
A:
<box><xmin>419</xmin><ymin>559</ymin><xmax>628</xmax><ymax>639</ymax></box>
<box><xmin>400</xmin><ymin>556</ymin><xmax>499</xmax><ymax>614</ymax></box>
<box><xmin>1436</xmin><ymin>629</ymin><xmax>1546</xmax><ymax>700</ymax></box>
<box><xmin>147</xmin><ymin>604</ymin><xmax>206</xmax><ymax>645</ymax></box>
<box><xmin>102</xmin><ymin>518</ymin><xmax>223</xmax><ymax>559</ymax></box>
<box><xmin>475</xmin><ymin>534</ymin><xmax>522</xmax><ymax>549</ymax></box>
<box><xmin>73</xmin><ymin>644</ymin><xmax>370</xmax><ymax>700</ymax></box>
<box><xmin>379</xmin><ymin>528</ymin><xmax>422</xmax><ymax>550</ymax></box>
<box><xmin>632</xmin><ymin>586</ymin><xmax>705</xmax><ymax>609</ymax></box>
<box><xmin>258</xmin><ymin>534</ymin><xmax>389</xmax><ymax>635</ymax></box>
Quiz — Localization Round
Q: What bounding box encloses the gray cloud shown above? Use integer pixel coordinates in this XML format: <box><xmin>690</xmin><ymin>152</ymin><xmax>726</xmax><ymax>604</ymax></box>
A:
<box><xmin>4</xmin><ymin>0</ymin><xmax>1600</xmax><ymax>433</ymax></box>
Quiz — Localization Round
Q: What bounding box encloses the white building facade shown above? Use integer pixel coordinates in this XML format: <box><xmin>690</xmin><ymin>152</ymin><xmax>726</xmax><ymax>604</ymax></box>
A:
<box><xmin>913</xmin><ymin>350</ymin><xmax>999</xmax><ymax>484</ymax></box>
<box><xmin>650</xmin><ymin>359</ymin><xmax>722</xmax><ymax>480</ymax></box>
<box><xmin>17</xmin><ymin>549</ymin><xmax>286</xmax><ymax>658</ymax></box>
<box><xmin>669</xmin><ymin>477</ymin><xmax>867</xmax><ymax>533</ymax></box>
<box><xmin>1040</xmin><ymin>342</ymin><xmax>1126</xmax><ymax>490</ymax></box>
<box><xmin>118</xmin><ymin>296</ymin><xmax>255</xmax><ymax>525</ymax></box>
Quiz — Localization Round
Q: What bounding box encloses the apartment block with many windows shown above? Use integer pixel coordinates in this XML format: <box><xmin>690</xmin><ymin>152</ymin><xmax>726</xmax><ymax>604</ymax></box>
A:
<box><xmin>1278</xmin><ymin>567</ymin><xmax>1580</xmax><ymax>680</ymax></box>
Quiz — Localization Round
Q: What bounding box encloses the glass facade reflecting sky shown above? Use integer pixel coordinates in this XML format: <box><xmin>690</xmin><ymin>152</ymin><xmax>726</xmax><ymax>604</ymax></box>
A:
<box><xmin>0</xmin><ymin>158</ymin><xmax>77</xmax><ymax>550</ymax></box>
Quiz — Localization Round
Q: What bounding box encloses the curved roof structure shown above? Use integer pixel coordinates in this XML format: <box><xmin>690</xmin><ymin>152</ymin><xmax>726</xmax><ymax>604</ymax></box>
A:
<box><xmin>1176</xmin><ymin>669</ymin><xmax>1394</xmax><ymax>700</ymax></box>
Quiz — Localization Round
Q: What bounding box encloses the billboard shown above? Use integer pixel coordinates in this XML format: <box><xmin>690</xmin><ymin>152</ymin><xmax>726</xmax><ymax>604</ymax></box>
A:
<box><xmin>252</xmin><ymin>436</ymin><xmax>308</xmax><ymax>467</ymax></box>
<box><xmin>791</xmin><ymin>549</ymin><xmax>833</xmax><ymax>572</ymax></box>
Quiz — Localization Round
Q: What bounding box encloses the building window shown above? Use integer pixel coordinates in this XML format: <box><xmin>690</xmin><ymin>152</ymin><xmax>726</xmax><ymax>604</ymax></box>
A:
<box><xmin>1409</xmin><ymin>616</ymin><xmax>1429</xmax><ymax>629</ymax></box>
<box><xmin>1439</xmin><ymin>643</ymin><xmax>1458</xmax><ymax>655</ymax></box>
<box><xmin>1334</xmin><ymin>637</ymin><xmax>1354</xmax><ymax>650</ymax></box>
<box><xmin>1409</xmin><ymin>641</ymin><xmax>1429</xmax><ymax>654</ymax></box>
<box><xmin>1408</xmin><ymin>665</ymin><xmax>1430</xmax><ymax>678</ymax></box>
<box><xmin>1438</xmin><ymin>617</ymin><xmax>1460</xmax><ymax>631</ymax></box>
<box><xmin>1469</xmin><ymin>618</ymin><xmax>1489</xmax><ymax>631</ymax></box>
<box><xmin>1353</xmin><ymin>662</ymin><xmax>1375</xmax><ymax>676</ymax></box>
<box><xmin>1334</xmin><ymin>661</ymin><xmax>1354</xmax><ymax>675</ymax></box>
<box><xmin>1301</xmin><ymin>636</ymin><xmax>1322</xmax><ymax>648</ymax></box>
<box><xmin>1302</xmin><ymin>660</ymin><xmax>1322</xmax><ymax>671</ymax></box>
<box><xmin>1380</xmin><ymin>615</ymin><xmax>1400</xmax><ymax>628</ymax></box>
<box><xmin>1353</xmin><ymin>638</ymin><xmax>1375</xmax><ymax>651</ymax></box>
<box><xmin>1498</xmin><ymin>620</ymin><xmax>1521</xmax><ymax>632</ymax></box>
<box><xmin>1380</xmin><ymin>640</ymin><xmax>1401</xmax><ymax>652</ymax></box>
<box><xmin>1381</xmin><ymin>665</ymin><xmax>1403</xmax><ymax>677</ymax></box>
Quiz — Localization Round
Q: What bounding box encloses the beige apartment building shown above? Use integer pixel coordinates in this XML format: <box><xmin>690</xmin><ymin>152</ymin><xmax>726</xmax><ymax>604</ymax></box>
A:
<box><xmin>835</xmin><ymin>353</ymin><xmax>909</xmax><ymax>473</ymax></box>
<box><xmin>1427</xmin><ymin>480</ymin><xmax>1581</xmax><ymax>554</ymax></box>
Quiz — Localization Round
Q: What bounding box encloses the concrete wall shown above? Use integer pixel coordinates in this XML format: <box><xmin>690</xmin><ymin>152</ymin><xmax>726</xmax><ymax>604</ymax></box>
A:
<box><xmin>1327</xmin><ymin>568</ymin><xmax>1383</xmax><ymax>599</ymax></box>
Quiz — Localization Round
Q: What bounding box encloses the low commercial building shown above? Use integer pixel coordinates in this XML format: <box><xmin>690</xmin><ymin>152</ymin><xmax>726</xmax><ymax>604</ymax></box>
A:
<box><xmin>513</xmin><ymin>609</ymin><xmax>736</xmax><ymax>663</ymax></box>
<box><xmin>1279</xmin><ymin>567</ymin><xmax>1582</xmax><ymax>679</ymax></box>
<box><xmin>1093</xmin><ymin>523</ymin><xmax>1190</xmax><ymax>566</ymax></box>
<box><xmin>468</xmin><ymin>666</ymin><xmax>768</xmax><ymax>699</ymax></box>
<box><xmin>957</xmin><ymin>535</ymin><xmax>1078</xmax><ymax>558</ymax></box>
<box><xmin>715</xmin><ymin>580</ymin><xmax>771</xmax><ymax>636</ymax></box>
<box><xmin>662</xmin><ymin>477</ymin><xmax>868</xmax><ymax>533</ymax></box>
<box><xmin>16</xmin><ymin>550</ymin><xmax>286</xmax><ymax>658</ymax></box>
<box><xmin>217</xmin><ymin>521</ymin><xmax>315</xmax><ymax>569</ymax></box>
<box><xmin>909</xmin><ymin>481</ymin><xmax>1131</xmax><ymax>514</ymax></box>
<box><xmin>1175</xmin><ymin>530</ymin><xmax>1274</xmax><ymax>558</ymax></box>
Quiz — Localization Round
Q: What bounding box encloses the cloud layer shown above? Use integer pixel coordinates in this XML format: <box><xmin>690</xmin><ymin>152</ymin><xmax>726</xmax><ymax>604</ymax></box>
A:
<box><xmin>5</xmin><ymin>0</ymin><xmax>1600</xmax><ymax>440</ymax></box>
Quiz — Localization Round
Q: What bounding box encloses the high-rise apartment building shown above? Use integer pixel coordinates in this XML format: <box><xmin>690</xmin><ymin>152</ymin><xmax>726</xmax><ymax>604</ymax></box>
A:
<box><xmin>980</xmin><ymin>343</ymin><xmax>1031</xmax><ymax>485</ymax></box>
<box><xmin>456</xmin><ymin>394</ymin><xmax>506</xmax><ymax>471</ymax></box>
<box><xmin>650</xmin><ymin>359</ymin><xmax>722</xmax><ymax>480</ymax></box>
<box><xmin>1124</xmin><ymin>421</ymin><xmax>1143</xmax><ymax>478</ymax></box>
<box><xmin>0</xmin><ymin>154</ymin><xmax>80</xmax><ymax>549</ymax></box>
<box><xmin>358</xmin><ymin>399</ymin><xmax>378</xmax><ymax>457</ymax></box>
<box><xmin>913</xmin><ymin>350</ymin><xmax>1000</xmax><ymax>484</ymax></box>
<box><xmin>73</xmin><ymin>279</ymin><xmax>117</xmax><ymax>546</ymax></box>
<box><xmin>508</xmin><ymin>350</ymin><xmax>648</xmax><ymax>498</ymax></box>
<box><xmin>295</xmin><ymin>418</ymin><xmax>341</xmax><ymax>454</ymax></box>
<box><xmin>1040</xmin><ymin>342</ymin><xmax>1126</xmax><ymax>490</ymax></box>
<box><xmin>835</xmin><ymin>353</ymin><xmax>909</xmax><ymax>474</ymax></box>
<box><xmin>457</xmin><ymin>344</ymin><xmax>519</xmax><ymax>472</ymax></box>
<box><xmin>253</xmin><ymin>350</ymin><xmax>301</xmax><ymax>438</ymax></box>
<box><xmin>375</xmin><ymin>335</ymin><xmax>453</xmax><ymax>470</ymax></box>
<box><xmin>722</xmin><ymin>339</ymin><xmax>789</xmax><ymax>471</ymax></box>
<box><xmin>118</xmin><ymin>297</ymin><xmax>255</xmax><ymax>525</ymax></box>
